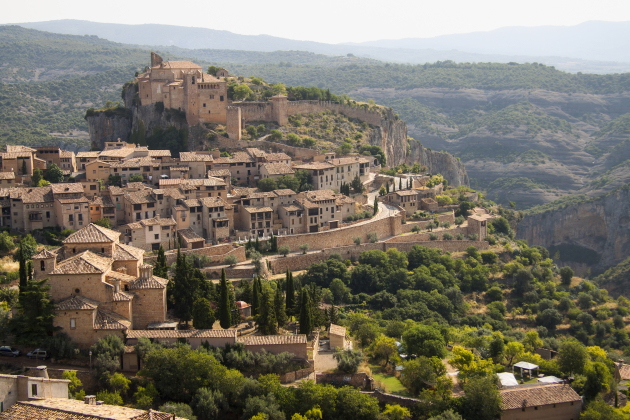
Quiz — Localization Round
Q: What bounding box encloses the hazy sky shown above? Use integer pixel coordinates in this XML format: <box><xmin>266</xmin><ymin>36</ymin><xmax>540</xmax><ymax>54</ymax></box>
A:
<box><xmin>3</xmin><ymin>0</ymin><xmax>629</xmax><ymax>44</ymax></box>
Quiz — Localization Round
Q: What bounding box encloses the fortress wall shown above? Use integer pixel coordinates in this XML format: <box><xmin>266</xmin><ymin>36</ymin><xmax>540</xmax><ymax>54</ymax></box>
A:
<box><xmin>237</xmin><ymin>102</ymin><xmax>275</xmax><ymax>122</ymax></box>
<box><xmin>286</xmin><ymin>101</ymin><xmax>383</xmax><ymax>126</ymax></box>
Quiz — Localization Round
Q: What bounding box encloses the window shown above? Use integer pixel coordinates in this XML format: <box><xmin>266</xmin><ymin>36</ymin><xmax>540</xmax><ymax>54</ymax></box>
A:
<box><xmin>78</xmin><ymin>214</ymin><xmax>83</xmax><ymax>221</ymax></box>
<box><xmin>40</xmin><ymin>261</ymin><xmax>45</xmax><ymax>271</ymax></box>
<box><xmin>46</xmin><ymin>211</ymin><xmax>50</xmax><ymax>218</ymax></box>
<box><xmin>90</xmin><ymin>185</ymin><xmax>96</xmax><ymax>190</ymax></box>
<box><xmin>68</xmin><ymin>215</ymin><xmax>73</xmax><ymax>222</ymax></box>
<box><xmin>70</xmin><ymin>318</ymin><xmax>76</xmax><ymax>329</ymax></box>
<box><xmin>31</xmin><ymin>384</ymin><xmax>37</xmax><ymax>396</ymax></box>
<box><xmin>220</xmin><ymin>95</ymin><xmax>224</xmax><ymax>101</ymax></box>
<box><xmin>154</xmin><ymin>234</ymin><xmax>159</xmax><ymax>240</ymax></box>
<box><xmin>149</xmin><ymin>226</ymin><xmax>153</xmax><ymax>231</ymax></box>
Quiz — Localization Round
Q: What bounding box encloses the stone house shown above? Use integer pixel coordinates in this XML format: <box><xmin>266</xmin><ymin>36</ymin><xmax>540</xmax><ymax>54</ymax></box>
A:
<box><xmin>125</xmin><ymin>329</ymin><xmax>238</xmax><ymax>350</ymax></box>
<box><xmin>122</xmin><ymin>216</ymin><xmax>178</xmax><ymax>251</ymax></box>
<box><xmin>89</xmin><ymin>195</ymin><xmax>116</xmax><ymax>225</ymax></box>
<box><xmin>329</xmin><ymin>324</ymin><xmax>347</xmax><ymax>350</ymax></box>
<box><xmin>0</xmin><ymin>172</ymin><xmax>15</xmax><ymax>188</ymax></box>
<box><xmin>467</xmin><ymin>213</ymin><xmax>493</xmax><ymax>240</ymax></box>
<box><xmin>179</xmin><ymin>152</ymin><xmax>214</xmax><ymax>179</ymax></box>
<box><xmin>387</xmin><ymin>190</ymin><xmax>418</xmax><ymax>211</ymax></box>
<box><xmin>34</xmin><ymin>146</ymin><xmax>76</xmax><ymax>173</ymax></box>
<box><xmin>34</xmin><ymin>223</ymin><xmax>170</xmax><ymax>347</ymax></box>
<box><xmin>207</xmin><ymin>169</ymin><xmax>231</xmax><ymax>185</ymax></box>
<box><xmin>0</xmin><ymin>368</ymin><xmax>70</xmax><ymax>413</ymax></box>
<box><xmin>1</xmin><ymin>146</ymin><xmax>40</xmax><ymax>181</ymax></box>
<box><xmin>329</xmin><ymin>156</ymin><xmax>375</xmax><ymax>189</ymax></box>
<box><xmin>76</xmin><ymin>151</ymin><xmax>100</xmax><ymax>170</ymax></box>
<box><xmin>419</xmin><ymin>198</ymin><xmax>438</xmax><ymax>212</ymax></box>
<box><xmin>279</xmin><ymin>204</ymin><xmax>305</xmax><ymax>235</ymax></box>
<box><xmin>259</xmin><ymin>162</ymin><xmax>294</xmax><ymax>181</ymax></box>
<box><xmin>240</xmin><ymin>206</ymin><xmax>274</xmax><ymax>238</ymax></box>
<box><xmin>110</xmin><ymin>157</ymin><xmax>160</xmax><ymax>185</ymax></box>
<box><xmin>236</xmin><ymin>335</ymin><xmax>308</xmax><ymax>360</ymax></box>
<box><xmin>177</xmin><ymin>228</ymin><xmax>205</xmax><ymax>249</ymax></box>
<box><xmin>213</xmin><ymin>152</ymin><xmax>257</xmax><ymax>186</ymax></box>
<box><xmin>499</xmin><ymin>384</ymin><xmax>581</xmax><ymax>420</ymax></box>
<box><xmin>292</xmin><ymin>162</ymin><xmax>336</xmax><ymax>190</ymax></box>
<box><xmin>298</xmin><ymin>190</ymin><xmax>356</xmax><ymax>231</ymax></box>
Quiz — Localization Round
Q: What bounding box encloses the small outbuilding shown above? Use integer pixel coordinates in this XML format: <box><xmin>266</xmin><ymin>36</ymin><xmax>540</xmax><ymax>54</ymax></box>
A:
<box><xmin>513</xmin><ymin>361</ymin><xmax>539</xmax><ymax>379</ymax></box>
<box><xmin>329</xmin><ymin>324</ymin><xmax>347</xmax><ymax>350</ymax></box>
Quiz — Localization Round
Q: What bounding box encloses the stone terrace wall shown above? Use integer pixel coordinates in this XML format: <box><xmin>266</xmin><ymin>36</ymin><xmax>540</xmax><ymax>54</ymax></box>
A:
<box><xmin>386</xmin><ymin>226</ymin><xmax>469</xmax><ymax>242</ymax></box>
<box><xmin>145</xmin><ymin>244</ymin><xmax>246</xmax><ymax>266</ymax></box>
<box><xmin>400</xmin><ymin>213</ymin><xmax>455</xmax><ymax>233</ymax></box>
<box><xmin>276</xmin><ymin>214</ymin><xmax>402</xmax><ymax>252</ymax></box>
<box><xmin>316</xmin><ymin>372</ymin><xmax>374</xmax><ymax>390</ymax></box>
<box><xmin>384</xmin><ymin>240</ymin><xmax>489</xmax><ymax>253</ymax></box>
<box><xmin>363</xmin><ymin>390</ymin><xmax>419</xmax><ymax>407</ymax></box>
<box><xmin>211</xmin><ymin>134</ymin><xmax>319</xmax><ymax>160</ymax></box>
<box><xmin>286</xmin><ymin>101</ymin><xmax>382</xmax><ymax>126</ymax></box>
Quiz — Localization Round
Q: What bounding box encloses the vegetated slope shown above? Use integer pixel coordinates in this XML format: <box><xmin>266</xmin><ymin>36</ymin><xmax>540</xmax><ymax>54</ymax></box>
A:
<box><xmin>226</xmin><ymin>61</ymin><xmax>630</xmax><ymax>208</ymax></box>
<box><xmin>594</xmin><ymin>255</ymin><xmax>630</xmax><ymax>297</ymax></box>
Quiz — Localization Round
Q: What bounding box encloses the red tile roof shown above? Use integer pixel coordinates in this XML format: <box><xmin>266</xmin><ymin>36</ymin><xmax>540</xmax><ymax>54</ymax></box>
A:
<box><xmin>500</xmin><ymin>384</ymin><xmax>581</xmax><ymax>410</ymax></box>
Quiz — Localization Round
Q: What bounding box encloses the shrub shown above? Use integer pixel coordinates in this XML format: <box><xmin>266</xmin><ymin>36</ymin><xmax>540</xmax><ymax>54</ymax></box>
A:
<box><xmin>442</xmin><ymin>233</ymin><xmax>453</xmax><ymax>240</ymax></box>
<box><xmin>223</xmin><ymin>255</ymin><xmax>238</xmax><ymax>266</ymax></box>
<box><xmin>456</xmin><ymin>233</ymin><xmax>465</xmax><ymax>240</ymax></box>
<box><xmin>269</xmin><ymin>130</ymin><xmax>282</xmax><ymax>141</ymax></box>
<box><xmin>411</xmin><ymin>225</ymin><xmax>421</xmax><ymax>233</ymax></box>
<box><xmin>257</xmin><ymin>124</ymin><xmax>266</xmax><ymax>133</ymax></box>
<box><xmin>96</xmin><ymin>390</ymin><xmax>122</xmax><ymax>406</ymax></box>
<box><xmin>346</xmin><ymin>214</ymin><xmax>355</xmax><ymax>222</ymax></box>
<box><xmin>441</xmin><ymin>222</ymin><xmax>451</xmax><ymax>229</ymax></box>
<box><xmin>468</xmin><ymin>234</ymin><xmax>478</xmax><ymax>240</ymax></box>
<box><xmin>353</xmin><ymin>237</ymin><xmax>362</xmax><ymax>245</ymax></box>
<box><xmin>454</xmin><ymin>216</ymin><xmax>465</xmax><ymax>226</ymax></box>
<box><xmin>246</xmin><ymin>126</ymin><xmax>257</xmax><ymax>137</ymax></box>
<box><xmin>299</xmin><ymin>244</ymin><xmax>309</xmax><ymax>254</ymax></box>
<box><xmin>159</xmin><ymin>402</ymin><xmax>196</xmax><ymax>420</ymax></box>
<box><xmin>128</xmin><ymin>174</ymin><xmax>144</xmax><ymax>183</ymax></box>
<box><xmin>286</xmin><ymin>133</ymin><xmax>301</xmax><ymax>146</ymax></box>
<box><xmin>367</xmin><ymin>232</ymin><xmax>378</xmax><ymax>243</ymax></box>
<box><xmin>429</xmin><ymin>233</ymin><xmax>438</xmax><ymax>241</ymax></box>
<box><xmin>486</xmin><ymin>235</ymin><xmax>497</xmax><ymax>245</ymax></box>
<box><xmin>278</xmin><ymin>246</ymin><xmax>290</xmax><ymax>256</ymax></box>
<box><xmin>334</xmin><ymin>349</ymin><xmax>365</xmax><ymax>373</ymax></box>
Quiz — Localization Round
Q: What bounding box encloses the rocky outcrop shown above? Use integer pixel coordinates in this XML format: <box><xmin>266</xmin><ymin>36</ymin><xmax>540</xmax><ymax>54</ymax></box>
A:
<box><xmin>86</xmin><ymin>112</ymin><xmax>132</xmax><ymax>149</ymax></box>
<box><xmin>516</xmin><ymin>185</ymin><xmax>630</xmax><ymax>274</ymax></box>
<box><xmin>368</xmin><ymin>108</ymin><xmax>469</xmax><ymax>187</ymax></box>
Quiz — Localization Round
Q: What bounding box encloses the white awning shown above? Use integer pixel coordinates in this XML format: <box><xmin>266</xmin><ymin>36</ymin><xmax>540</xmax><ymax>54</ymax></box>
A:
<box><xmin>498</xmin><ymin>372</ymin><xmax>518</xmax><ymax>386</ymax></box>
<box><xmin>537</xmin><ymin>376</ymin><xmax>564</xmax><ymax>383</ymax></box>
<box><xmin>514</xmin><ymin>362</ymin><xmax>539</xmax><ymax>370</ymax></box>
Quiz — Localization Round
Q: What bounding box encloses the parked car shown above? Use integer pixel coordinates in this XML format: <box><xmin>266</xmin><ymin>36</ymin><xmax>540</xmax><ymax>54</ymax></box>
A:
<box><xmin>26</xmin><ymin>349</ymin><xmax>48</xmax><ymax>360</ymax></box>
<box><xmin>0</xmin><ymin>346</ymin><xmax>21</xmax><ymax>357</ymax></box>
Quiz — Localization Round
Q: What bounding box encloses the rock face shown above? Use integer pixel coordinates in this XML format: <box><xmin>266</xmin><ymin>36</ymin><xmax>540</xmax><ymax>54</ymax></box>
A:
<box><xmin>86</xmin><ymin>112</ymin><xmax>132</xmax><ymax>149</ymax></box>
<box><xmin>517</xmin><ymin>185</ymin><xmax>630</xmax><ymax>274</ymax></box>
<box><xmin>368</xmin><ymin>108</ymin><xmax>469</xmax><ymax>187</ymax></box>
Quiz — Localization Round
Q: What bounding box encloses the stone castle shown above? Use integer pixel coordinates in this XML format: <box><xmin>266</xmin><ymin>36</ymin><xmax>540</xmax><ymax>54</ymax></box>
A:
<box><xmin>135</xmin><ymin>53</ymin><xmax>383</xmax><ymax>141</ymax></box>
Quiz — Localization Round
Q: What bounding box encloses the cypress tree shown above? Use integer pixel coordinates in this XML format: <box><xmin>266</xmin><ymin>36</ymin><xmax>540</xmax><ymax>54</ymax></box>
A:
<box><xmin>218</xmin><ymin>268</ymin><xmax>231</xmax><ymax>329</ymax></box>
<box><xmin>155</xmin><ymin>245</ymin><xmax>168</xmax><ymax>278</ymax></box>
<box><xmin>274</xmin><ymin>286</ymin><xmax>287</xmax><ymax>328</ymax></box>
<box><xmin>21</xmin><ymin>159</ymin><xmax>27</xmax><ymax>176</ymax></box>
<box><xmin>257</xmin><ymin>288</ymin><xmax>277</xmax><ymax>335</ymax></box>
<box><xmin>172</xmin><ymin>246</ymin><xmax>197</xmax><ymax>324</ymax></box>
<box><xmin>286</xmin><ymin>271</ymin><xmax>295</xmax><ymax>319</ymax></box>
<box><xmin>27</xmin><ymin>261</ymin><xmax>32</xmax><ymax>281</ymax></box>
<box><xmin>254</xmin><ymin>236</ymin><xmax>260</xmax><ymax>251</ymax></box>
<box><xmin>251</xmin><ymin>278</ymin><xmax>260</xmax><ymax>317</ymax></box>
<box><xmin>18</xmin><ymin>247</ymin><xmax>27</xmax><ymax>294</ymax></box>
<box><xmin>373</xmin><ymin>196</ymin><xmax>379</xmax><ymax>215</ymax></box>
<box><xmin>392</xmin><ymin>181</ymin><xmax>396</xmax><ymax>192</ymax></box>
<box><xmin>299</xmin><ymin>289</ymin><xmax>313</xmax><ymax>336</ymax></box>
<box><xmin>385</xmin><ymin>182</ymin><xmax>390</xmax><ymax>193</ymax></box>
<box><xmin>399</xmin><ymin>178</ymin><xmax>403</xmax><ymax>190</ymax></box>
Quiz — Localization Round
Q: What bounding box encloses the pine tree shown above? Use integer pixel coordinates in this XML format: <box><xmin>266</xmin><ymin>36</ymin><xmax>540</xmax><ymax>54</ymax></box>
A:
<box><xmin>299</xmin><ymin>289</ymin><xmax>313</xmax><ymax>336</ymax></box>
<box><xmin>218</xmin><ymin>268</ymin><xmax>231</xmax><ymax>329</ymax></box>
<box><xmin>373</xmin><ymin>196</ymin><xmax>379</xmax><ymax>216</ymax></box>
<box><xmin>274</xmin><ymin>286</ymin><xmax>287</xmax><ymax>328</ymax></box>
<box><xmin>251</xmin><ymin>278</ymin><xmax>260</xmax><ymax>317</ymax></box>
<box><xmin>285</xmin><ymin>271</ymin><xmax>295</xmax><ymax>319</ymax></box>
<box><xmin>257</xmin><ymin>288</ymin><xmax>277</xmax><ymax>335</ymax></box>
<box><xmin>154</xmin><ymin>245</ymin><xmax>168</xmax><ymax>278</ymax></box>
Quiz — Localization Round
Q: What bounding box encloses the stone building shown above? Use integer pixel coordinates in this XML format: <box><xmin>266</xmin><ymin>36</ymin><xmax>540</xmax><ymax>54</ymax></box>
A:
<box><xmin>329</xmin><ymin>324</ymin><xmax>347</xmax><ymax>350</ymax></box>
<box><xmin>0</xmin><ymin>367</ymin><xmax>70</xmax><ymax>413</ymax></box>
<box><xmin>33</xmin><ymin>223</ymin><xmax>170</xmax><ymax>347</ymax></box>
<box><xmin>0</xmin><ymin>172</ymin><xmax>15</xmax><ymax>188</ymax></box>
<box><xmin>259</xmin><ymin>162</ymin><xmax>294</xmax><ymax>181</ymax></box>
<box><xmin>179</xmin><ymin>152</ymin><xmax>214</xmax><ymax>179</ymax></box>
<box><xmin>137</xmin><ymin>52</ymin><xmax>228</xmax><ymax>126</ymax></box>
<box><xmin>34</xmin><ymin>146</ymin><xmax>76</xmax><ymax>173</ymax></box>
<box><xmin>298</xmin><ymin>190</ymin><xmax>356</xmax><ymax>231</ymax></box>
<box><xmin>292</xmin><ymin>162</ymin><xmax>336</xmax><ymax>190</ymax></box>
<box><xmin>499</xmin><ymin>384</ymin><xmax>581</xmax><ymax>420</ymax></box>
<box><xmin>122</xmin><ymin>216</ymin><xmax>178</xmax><ymax>251</ymax></box>
<box><xmin>387</xmin><ymin>190</ymin><xmax>418</xmax><ymax>211</ymax></box>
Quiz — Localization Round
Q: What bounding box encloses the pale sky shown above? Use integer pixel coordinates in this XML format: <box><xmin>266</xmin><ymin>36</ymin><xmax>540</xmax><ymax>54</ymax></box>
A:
<box><xmin>2</xmin><ymin>0</ymin><xmax>629</xmax><ymax>44</ymax></box>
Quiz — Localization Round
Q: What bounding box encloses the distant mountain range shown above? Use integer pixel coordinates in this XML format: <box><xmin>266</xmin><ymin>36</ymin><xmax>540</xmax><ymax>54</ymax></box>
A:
<box><xmin>14</xmin><ymin>20</ymin><xmax>630</xmax><ymax>74</ymax></box>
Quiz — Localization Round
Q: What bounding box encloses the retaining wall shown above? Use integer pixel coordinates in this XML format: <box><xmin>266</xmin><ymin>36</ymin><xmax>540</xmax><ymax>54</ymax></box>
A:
<box><xmin>316</xmin><ymin>372</ymin><xmax>374</xmax><ymax>390</ymax></box>
<box><xmin>363</xmin><ymin>390</ymin><xmax>420</xmax><ymax>407</ymax></box>
<box><xmin>386</xmin><ymin>226</ymin><xmax>469</xmax><ymax>243</ymax></box>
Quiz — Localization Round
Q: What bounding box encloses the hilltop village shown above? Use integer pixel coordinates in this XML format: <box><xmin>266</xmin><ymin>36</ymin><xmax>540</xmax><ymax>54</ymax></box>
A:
<box><xmin>3</xmin><ymin>54</ymin><xmax>614</xmax><ymax>420</ymax></box>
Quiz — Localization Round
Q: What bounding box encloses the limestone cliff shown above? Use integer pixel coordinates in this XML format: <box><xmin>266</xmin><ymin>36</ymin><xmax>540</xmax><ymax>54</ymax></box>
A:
<box><xmin>516</xmin><ymin>185</ymin><xmax>630</xmax><ymax>275</ymax></box>
<box><xmin>368</xmin><ymin>108</ymin><xmax>469</xmax><ymax>187</ymax></box>
<box><xmin>86</xmin><ymin>111</ymin><xmax>132</xmax><ymax>149</ymax></box>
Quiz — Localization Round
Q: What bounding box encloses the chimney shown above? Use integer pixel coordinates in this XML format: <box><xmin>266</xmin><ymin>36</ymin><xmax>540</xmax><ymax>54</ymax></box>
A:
<box><xmin>85</xmin><ymin>395</ymin><xmax>96</xmax><ymax>405</ymax></box>
<box><xmin>140</xmin><ymin>264</ymin><xmax>153</xmax><ymax>279</ymax></box>
<box><xmin>34</xmin><ymin>366</ymin><xmax>48</xmax><ymax>379</ymax></box>
<box><xmin>113</xmin><ymin>279</ymin><xmax>121</xmax><ymax>292</ymax></box>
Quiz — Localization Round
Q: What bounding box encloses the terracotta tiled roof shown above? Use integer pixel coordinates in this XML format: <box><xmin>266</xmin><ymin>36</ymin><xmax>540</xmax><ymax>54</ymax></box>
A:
<box><xmin>231</xmin><ymin>187</ymin><xmax>258</xmax><ymax>197</ymax></box>
<box><xmin>179</xmin><ymin>152</ymin><xmax>214</xmax><ymax>162</ymax></box>
<box><xmin>237</xmin><ymin>334</ymin><xmax>307</xmax><ymax>345</ymax></box>
<box><xmin>22</xmin><ymin>186</ymin><xmax>54</xmax><ymax>204</ymax></box>
<box><xmin>114</xmin><ymin>243</ymin><xmax>145</xmax><ymax>261</ymax></box>
<box><xmin>91</xmin><ymin>195</ymin><xmax>114</xmax><ymax>207</ymax></box>
<box><xmin>273</xmin><ymin>189</ymin><xmax>296</xmax><ymax>196</ymax></box>
<box><xmin>243</xmin><ymin>206</ymin><xmax>273</xmax><ymax>213</ymax></box>
<box><xmin>330</xmin><ymin>156</ymin><xmax>372</xmax><ymax>166</ymax></box>
<box><xmin>131</xmin><ymin>410</ymin><xmax>178</xmax><ymax>420</ymax></box>
<box><xmin>178</xmin><ymin>228</ymin><xmax>204</xmax><ymax>241</ymax></box>
<box><xmin>106</xmin><ymin>270</ymin><xmax>138</xmax><ymax>283</ymax></box>
<box><xmin>109</xmin><ymin>186</ymin><xmax>125</xmax><ymax>195</ymax></box>
<box><xmin>56</xmin><ymin>295</ymin><xmax>100</xmax><ymax>311</ymax></box>
<box><xmin>207</xmin><ymin>169</ymin><xmax>230</xmax><ymax>177</ymax></box>
<box><xmin>32</xmin><ymin>248</ymin><xmax>58</xmax><ymax>259</ymax></box>
<box><xmin>148</xmin><ymin>150</ymin><xmax>171</xmax><ymax>157</ymax></box>
<box><xmin>199</xmin><ymin>196</ymin><xmax>229</xmax><ymax>209</ymax></box>
<box><xmin>264</xmin><ymin>152</ymin><xmax>291</xmax><ymax>161</ymax></box>
<box><xmin>293</xmin><ymin>162</ymin><xmax>334</xmax><ymax>170</ymax></box>
<box><xmin>94</xmin><ymin>308</ymin><xmax>131</xmax><ymax>330</ymax></box>
<box><xmin>1</xmin><ymin>151</ymin><xmax>33</xmax><ymax>159</ymax></box>
<box><xmin>184</xmin><ymin>199</ymin><xmax>201</xmax><ymax>207</ymax></box>
<box><xmin>394</xmin><ymin>190</ymin><xmax>418</xmax><ymax>196</ymax></box>
<box><xmin>60</xmin><ymin>150</ymin><xmax>74</xmax><ymax>158</ymax></box>
<box><xmin>261</xmin><ymin>162</ymin><xmax>294</xmax><ymax>175</ymax></box>
<box><xmin>63</xmin><ymin>223</ymin><xmax>121</xmax><ymax>244</ymax></box>
<box><xmin>183</xmin><ymin>178</ymin><xmax>226</xmax><ymax>187</ymax></box>
<box><xmin>336</xmin><ymin>196</ymin><xmax>355</xmax><ymax>205</ymax></box>
<box><xmin>6</xmin><ymin>145</ymin><xmax>36</xmax><ymax>153</ymax></box>
<box><xmin>163</xmin><ymin>189</ymin><xmax>185</xmax><ymax>200</ymax></box>
<box><xmin>140</xmin><ymin>217</ymin><xmax>177</xmax><ymax>227</ymax></box>
<box><xmin>500</xmin><ymin>384</ymin><xmax>581</xmax><ymax>410</ymax></box>
<box><xmin>130</xmin><ymin>275</ymin><xmax>168</xmax><ymax>290</ymax></box>
<box><xmin>51</xmin><ymin>251</ymin><xmax>112</xmax><ymax>275</ymax></box>
<box><xmin>76</xmin><ymin>151</ymin><xmax>100</xmax><ymax>158</ymax></box>
<box><xmin>281</xmin><ymin>204</ymin><xmax>302</xmax><ymax>212</ymax></box>
<box><xmin>57</xmin><ymin>197</ymin><xmax>90</xmax><ymax>204</ymax></box>
<box><xmin>329</xmin><ymin>324</ymin><xmax>346</xmax><ymax>336</ymax></box>
<box><xmin>246</xmin><ymin>148</ymin><xmax>267</xmax><ymax>158</ymax></box>
<box><xmin>111</xmin><ymin>157</ymin><xmax>158</xmax><ymax>168</ymax></box>
<box><xmin>304</xmin><ymin>190</ymin><xmax>337</xmax><ymax>201</ymax></box>
<box><xmin>112</xmin><ymin>291</ymin><xmax>134</xmax><ymax>302</ymax></box>
<box><xmin>125</xmin><ymin>190</ymin><xmax>156</xmax><ymax>205</ymax></box>
<box><xmin>0</xmin><ymin>172</ymin><xmax>15</xmax><ymax>180</ymax></box>
<box><xmin>213</xmin><ymin>152</ymin><xmax>255</xmax><ymax>164</ymax></box>
<box><xmin>158</xmin><ymin>179</ymin><xmax>183</xmax><ymax>186</ymax></box>
<box><xmin>126</xmin><ymin>329</ymin><xmax>237</xmax><ymax>339</ymax></box>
